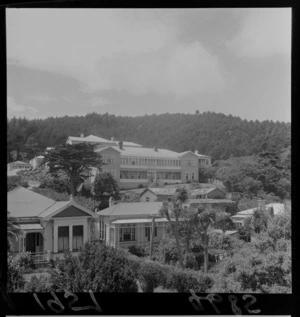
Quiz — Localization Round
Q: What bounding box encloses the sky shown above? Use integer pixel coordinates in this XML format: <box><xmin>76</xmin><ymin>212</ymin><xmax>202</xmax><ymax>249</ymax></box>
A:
<box><xmin>6</xmin><ymin>8</ymin><xmax>291</xmax><ymax>122</ymax></box>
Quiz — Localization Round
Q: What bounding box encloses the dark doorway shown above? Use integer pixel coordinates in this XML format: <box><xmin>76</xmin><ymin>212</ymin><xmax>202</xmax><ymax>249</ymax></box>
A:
<box><xmin>26</xmin><ymin>232</ymin><xmax>43</xmax><ymax>253</ymax></box>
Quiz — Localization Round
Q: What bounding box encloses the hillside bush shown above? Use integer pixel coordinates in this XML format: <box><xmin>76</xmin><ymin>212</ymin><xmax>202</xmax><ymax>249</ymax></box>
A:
<box><xmin>14</xmin><ymin>252</ymin><xmax>35</xmax><ymax>270</ymax></box>
<box><xmin>23</xmin><ymin>275</ymin><xmax>52</xmax><ymax>292</ymax></box>
<box><xmin>50</xmin><ymin>243</ymin><xmax>138</xmax><ymax>292</ymax></box>
<box><xmin>128</xmin><ymin>245</ymin><xmax>146</xmax><ymax>257</ymax></box>
<box><xmin>7</xmin><ymin>255</ymin><xmax>26</xmax><ymax>292</ymax></box>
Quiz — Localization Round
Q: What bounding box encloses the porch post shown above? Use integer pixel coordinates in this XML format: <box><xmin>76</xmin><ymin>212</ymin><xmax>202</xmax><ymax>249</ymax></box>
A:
<box><xmin>69</xmin><ymin>225</ymin><xmax>73</xmax><ymax>252</ymax></box>
<box><xmin>41</xmin><ymin>231</ymin><xmax>46</xmax><ymax>254</ymax></box>
<box><xmin>114</xmin><ymin>226</ymin><xmax>116</xmax><ymax>248</ymax></box>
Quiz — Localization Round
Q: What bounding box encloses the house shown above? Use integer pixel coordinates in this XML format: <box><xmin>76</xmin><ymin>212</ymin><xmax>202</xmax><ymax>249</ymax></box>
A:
<box><xmin>7</xmin><ymin>161</ymin><xmax>31</xmax><ymax>171</ymax></box>
<box><xmin>66</xmin><ymin>134</ymin><xmax>212</xmax><ymax>189</ymax></box>
<box><xmin>231</xmin><ymin>202</ymin><xmax>285</xmax><ymax>228</ymax></box>
<box><xmin>189</xmin><ymin>187</ymin><xmax>226</xmax><ymax>199</ymax></box>
<box><xmin>8</xmin><ymin>187</ymin><xmax>98</xmax><ymax>262</ymax></box>
<box><xmin>96</xmin><ymin>202</ymin><xmax>170</xmax><ymax>249</ymax></box>
<box><xmin>29</xmin><ymin>155</ymin><xmax>45</xmax><ymax>169</ymax></box>
<box><xmin>183</xmin><ymin>199</ymin><xmax>237</xmax><ymax>213</ymax></box>
<box><xmin>139</xmin><ymin>187</ymin><xmax>177</xmax><ymax>202</ymax></box>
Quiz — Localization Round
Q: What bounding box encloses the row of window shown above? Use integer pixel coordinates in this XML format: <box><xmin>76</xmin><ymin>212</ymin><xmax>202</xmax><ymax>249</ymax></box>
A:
<box><xmin>185</xmin><ymin>172</ymin><xmax>196</xmax><ymax>180</ymax></box>
<box><xmin>120</xmin><ymin>171</ymin><xmax>182</xmax><ymax>180</ymax></box>
<box><xmin>58</xmin><ymin>225</ymin><xmax>83</xmax><ymax>252</ymax></box>
<box><xmin>100</xmin><ymin>223</ymin><xmax>158</xmax><ymax>242</ymax></box>
<box><xmin>120</xmin><ymin>157</ymin><xmax>181</xmax><ymax>167</ymax></box>
<box><xmin>102</xmin><ymin>156</ymin><xmax>115</xmax><ymax>164</ymax></box>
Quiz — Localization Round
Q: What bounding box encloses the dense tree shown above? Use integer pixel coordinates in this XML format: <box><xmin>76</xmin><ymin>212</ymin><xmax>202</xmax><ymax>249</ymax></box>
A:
<box><xmin>7</xmin><ymin>212</ymin><xmax>23</xmax><ymax>251</ymax></box>
<box><xmin>7</xmin><ymin>176</ymin><xmax>29</xmax><ymax>192</ymax></box>
<box><xmin>7</xmin><ymin>112</ymin><xmax>291</xmax><ymax>162</ymax></box>
<box><xmin>93</xmin><ymin>172</ymin><xmax>120</xmax><ymax>210</ymax></box>
<box><xmin>43</xmin><ymin>143</ymin><xmax>103</xmax><ymax>196</ymax></box>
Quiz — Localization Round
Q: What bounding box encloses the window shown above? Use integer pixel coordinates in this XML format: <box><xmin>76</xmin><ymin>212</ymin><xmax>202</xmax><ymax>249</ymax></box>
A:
<box><xmin>146</xmin><ymin>197</ymin><xmax>150</xmax><ymax>202</ymax></box>
<box><xmin>185</xmin><ymin>172</ymin><xmax>189</xmax><ymax>180</ymax></box>
<box><xmin>58</xmin><ymin>226</ymin><xmax>69</xmax><ymax>252</ymax></box>
<box><xmin>73</xmin><ymin>225</ymin><xmax>83</xmax><ymax>251</ymax></box>
<box><xmin>99</xmin><ymin>220</ymin><xmax>104</xmax><ymax>240</ymax></box>
<box><xmin>103</xmin><ymin>156</ymin><xmax>115</xmax><ymax>164</ymax></box>
<box><xmin>120</xmin><ymin>225</ymin><xmax>135</xmax><ymax>242</ymax></box>
<box><xmin>191</xmin><ymin>172</ymin><xmax>195</xmax><ymax>180</ymax></box>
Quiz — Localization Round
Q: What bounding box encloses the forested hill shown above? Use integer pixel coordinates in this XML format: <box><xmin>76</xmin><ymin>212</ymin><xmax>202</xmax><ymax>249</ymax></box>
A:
<box><xmin>7</xmin><ymin>112</ymin><xmax>291</xmax><ymax>162</ymax></box>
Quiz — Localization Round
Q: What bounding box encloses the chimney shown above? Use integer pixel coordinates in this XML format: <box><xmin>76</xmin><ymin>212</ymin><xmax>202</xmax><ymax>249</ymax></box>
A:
<box><xmin>70</xmin><ymin>194</ymin><xmax>73</xmax><ymax>201</ymax></box>
<box><xmin>153</xmin><ymin>146</ymin><xmax>158</xmax><ymax>152</ymax></box>
<box><xmin>109</xmin><ymin>197</ymin><xmax>114</xmax><ymax>207</ymax></box>
<box><xmin>80</xmin><ymin>133</ymin><xmax>84</xmax><ymax>138</ymax></box>
<box><xmin>111</xmin><ymin>137</ymin><xmax>115</xmax><ymax>141</ymax></box>
<box><xmin>119</xmin><ymin>141</ymin><xmax>123</xmax><ymax>150</ymax></box>
<box><xmin>195</xmin><ymin>150</ymin><xmax>198</xmax><ymax>155</ymax></box>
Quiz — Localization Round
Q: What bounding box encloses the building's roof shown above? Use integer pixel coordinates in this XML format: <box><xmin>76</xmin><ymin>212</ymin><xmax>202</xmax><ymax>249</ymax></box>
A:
<box><xmin>190</xmin><ymin>187</ymin><xmax>223</xmax><ymax>196</ymax></box>
<box><xmin>111</xmin><ymin>217</ymin><xmax>169</xmax><ymax>224</ymax></box>
<box><xmin>146</xmin><ymin>187</ymin><xmax>176</xmax><ymax>196</ymax></box>
<box><xmin>211</xmin><ymin>229</ymin><xmax>238</xmax><ymax>235</ymax></box>
<box><xmin>95</xmin><ymin>146</ymin><xmax>122</xmax><ymax>154</ymax></box>
<box><xmin>36</xmin><ymin>156</ymin><xmax>45</xmax><ymax>159</ymax></box>
<box><xmin>84</xmin><ymin>135</ymin><xmax>114</xmax><ymax>143</ymax></box>
<box><xmin>187</xmin><ymin>199</ymin><xmax>236</xmax><ymax>204</ymax></box>
<box><xmin>97</xmin><ymin>202</ymin><xmax>163</xmax><ymax>217</ymax></box>
<box><xmin>8</xmin><ymin>187</ymin><xmax>56</xmax><ymax>218</ymax></box>
<box><xmin>177</xmin><ymin>151</ymin><xmax>199</xmax><ymax>157</ymax></box>
<box><xmin>117</xmin><ymin>141</ymin><xmax>142</xmax><ymax>147</ymax></box>
<box><xmin>19</xmin><ymin>223</ymin><xmax>44</xmax><ymax>231</ymax></box>
<box><xmin>194</xmin><ymin>151</ymin><xmax>211</xmax><ymax>158</ymax></box>
<box><xmin>8</xmin><ymin>161</ymin><xmax>30</xmax><ymax>165</ymax></box>
<box><xmin>8</xmin><ymin>186</ymin><xmax>98</xmax><ymax>219</ymax></box>
<box><xmin>119</xmin><ymin>188</ymin><xmax>147</xmax><ymax>195</ymax></box>
<box><xmin>110</xmin><ymin>146</ymin><xmax>180</xmax><ymax>158</ymax></box>
<box><xmin>237</xmin><ymin>203</ymin><xmax>285</xmax><ymax>216</ymax></box>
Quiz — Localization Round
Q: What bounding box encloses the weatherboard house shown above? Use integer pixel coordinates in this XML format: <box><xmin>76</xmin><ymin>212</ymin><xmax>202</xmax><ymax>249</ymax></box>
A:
<box><xmin>8</xmin><ymin>186</ymin><xmax>98</xmax><ymax>262</ymax></box>
<box><xmin>96</xmin><ymin>201</ymin><xmax>170</xmax><ymax>249</ymax></box>
<box><xmin>66</xmin><ymin>134</ymin><xmax>212</xmax><ymax>189</ymax></box>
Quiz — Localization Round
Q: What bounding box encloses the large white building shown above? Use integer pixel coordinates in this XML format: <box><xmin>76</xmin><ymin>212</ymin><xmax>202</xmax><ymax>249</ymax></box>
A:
<box><xmin>66</xmin><ymin>134</ymin><xmax>211</xmax><ymax>189</ymax></box>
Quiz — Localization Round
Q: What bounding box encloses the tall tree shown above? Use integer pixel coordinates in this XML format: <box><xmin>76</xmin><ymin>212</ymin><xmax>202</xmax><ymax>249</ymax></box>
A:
<box><xmin>44</xmin><ymin>143</ymin><xmax>103</xmax><ymax>196</ymax></box>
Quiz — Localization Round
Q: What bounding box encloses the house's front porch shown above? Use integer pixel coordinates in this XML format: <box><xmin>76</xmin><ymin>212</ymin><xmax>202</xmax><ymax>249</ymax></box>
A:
<box><xmin>18</xmin><ymin>224</ymin><xmax>48</xmax><ymax>264</ymax></box>
<box><xmin>106</xmin><ymin>218</ymin><xmax>170</xmax><ymax>249</ymax></box>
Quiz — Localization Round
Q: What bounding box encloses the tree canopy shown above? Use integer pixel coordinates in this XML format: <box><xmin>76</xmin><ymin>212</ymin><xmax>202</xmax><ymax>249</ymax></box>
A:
<box><xmin>43</xmin><ymin>143</ymin><xmax>103</xmax><ymax>196</ymax></box>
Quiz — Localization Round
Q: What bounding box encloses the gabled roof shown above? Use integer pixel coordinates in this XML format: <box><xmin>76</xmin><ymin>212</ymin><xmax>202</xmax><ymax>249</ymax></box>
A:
<box><xmin>8</xmin><ymin>186</ymin><xmax>56</xmax><ymax>218</ymax></box>
<box><xmin>97</xmin><ymin>202</ymin><xmax>163</xmax><ymax>217</ymax></box>
<box><xmin>84</xmin><ymin>135</ymin><xmax>114</xmax><ymax>143</ymax></box>
<box><xmin>177</xmin><ymin>151</ymin><xmax>199</xmax><ymax>157</ymax></box>
<box><xmin>95</xmin><ymin>146</ymin><xmax>122</xmax><ymax>154</ymax></box>
<box><xmin>237</xmin><ymin>203</ymin><xmax>285</xmax><ymax>216</ymax></box>
<box><xmin>190</xmin><ymin>187</ymin><xmax>224</xmax><ymax>196</ymax></box>
<box><xmin>119</xmin><ymin>188</ymin><xmax>148</xmax><ymax>195</ymax></box>
<box><xmin>145</xmin><ymin>187</ymin><xmax>176</xmax><ymax>196</ymax></box>
<box><xmin>8</xmin><ymin>186</ymin><xmax>98</xmax><ymax>219</ymax></box>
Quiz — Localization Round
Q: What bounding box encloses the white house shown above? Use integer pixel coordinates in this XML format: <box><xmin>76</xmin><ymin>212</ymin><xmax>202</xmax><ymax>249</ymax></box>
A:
<box><xmin>8</xmin><ymin>186</ymin><xmax>98</xmax><ymax>262</ymax></box>
<box><xmin>96</xmin><ymin>202</ymin><xmax>170</xmax><ymax>249</ymax></box>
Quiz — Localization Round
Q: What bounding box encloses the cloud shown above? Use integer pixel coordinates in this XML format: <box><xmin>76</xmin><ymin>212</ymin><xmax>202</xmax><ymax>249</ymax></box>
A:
<box><xmin>6</xmin><ymin>9</ymin><xmax>224</xmax><ymax>97</ymax></box>
<box><xmin>7</xmin><ymin>96</ymin><xmax>39</xmax><ymax>118</ymax></box>
<box><xmin>24</xmin><ymin>93</ymin><xmax>57</xmax><ymax>104</ymax></box>
<box><xmin>86</xmin><ymin>97</ymin><xmax>111</xmax><ymax>108</ymax></box>
<box><xmin>227</xmin><ymin>8</ymin><xmax>291</xmax><ymax>58</ymax></box>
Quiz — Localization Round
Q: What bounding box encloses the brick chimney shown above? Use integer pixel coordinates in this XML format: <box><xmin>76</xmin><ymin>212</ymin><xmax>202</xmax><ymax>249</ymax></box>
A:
<box><xmin>153</xmin><ymin>146</ymin><xmax>158</xmax><ymax>152</ymax></box>
<box><xmin>119</xmin><ymin>141</ymin><xmax>123</xmax><ymax>150</ymax></box>
<box><xmin>80</xmin><ymin>133</ymin><xmax>84</xmax><ymax>138</ymax></box>
<box><xmin>111</xmin><ymin>137</ymin><xmax>115</xmax><ymax>141</ymax></box>
<box><xmin>195</xmin><ymin>150</ymin><xmax>199</xmax><ymax>155</ymax></box>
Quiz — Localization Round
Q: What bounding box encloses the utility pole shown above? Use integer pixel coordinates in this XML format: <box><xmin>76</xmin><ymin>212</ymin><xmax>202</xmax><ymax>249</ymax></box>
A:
<box><xmin>149</xmin><ymin>215</ymin><xmax>155</xmax><ymax>260</ymax></box>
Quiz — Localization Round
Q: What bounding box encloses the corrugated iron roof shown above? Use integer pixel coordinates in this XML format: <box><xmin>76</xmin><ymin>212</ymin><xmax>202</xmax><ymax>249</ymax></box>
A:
<box><xmin>111</xmin><ymin>217</ymin><xmax>169</xmax><ymax>224</ymax></box>
<box><xmin>146</xmin><ymin>188</ymin><xmax>176</xmax><ymax>196</ymax></box>
<box><xmin>8</xmin><ymin>187</ymin><xmax>56</xmax><ymax>218</ymax></box>
<box><xmin>190</xmin><ymin>187</ymin><xmax>223</xmax><ymax>196</ymax></box>
<box><xmin>19</xmin><ymin>223</ymin><xmax>44</xmax><ymax>231</ymax></box>
<box><xmin>97</xmin><ymin>202</ymin><xmax>163</xmax><ymax>216</ymax></box>
<box><xmin>111</xmin><ymin>146</ymin><xmax>180</xmax><ymax>158</ymax></box>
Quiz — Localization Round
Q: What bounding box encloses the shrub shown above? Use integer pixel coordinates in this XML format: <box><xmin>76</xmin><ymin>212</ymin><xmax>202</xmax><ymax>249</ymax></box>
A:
<box><xmin>50</xmin><ymin>242</ymin><xmax>139</xmax><ymax>292</ymax></box>
<box><xmin>15</xmin><ymin>252</ymin><xmax>35</xmax><ymax>270</ymax></box>
<box><xmin>138</xmin><ymin>261</ymin><xmax>167</xmax><ymax>292</ymax></box>
<box><xmin>7</xmin><ymin>255</ymin><xmax>25</xmax><ymax>292</ymax></box>
<box><xmin>128</xmin><ymin>245</ymin><xmax>146</xmax><ymax>257</ymax></box>
<box><xmin>23</xmin><ymin>275</ymin><xmax>52</xmax><ymax>292</ymax></box>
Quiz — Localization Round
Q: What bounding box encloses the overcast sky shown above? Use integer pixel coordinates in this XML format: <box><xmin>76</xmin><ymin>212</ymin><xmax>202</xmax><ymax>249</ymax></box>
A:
<box><xmin>6</xmin><ymin>8</ymin><xmax>291</xmax><ymax>122</ymax></box>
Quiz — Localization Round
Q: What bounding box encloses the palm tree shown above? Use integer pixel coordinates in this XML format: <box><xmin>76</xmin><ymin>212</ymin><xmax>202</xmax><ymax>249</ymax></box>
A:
<box><xmin>7</xmin><ymin>212</ymin><xmax>23</xmax><ymax>252</ymax></box>
<box><xmin>160</xmin><ymin>188</ymin><xmax>188</xmax><ymax>269</ymax></box>
<box><xmin>192</xmin><ymin>207</ymin><xmax>216</xmax><ymax>273</ymax></box>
